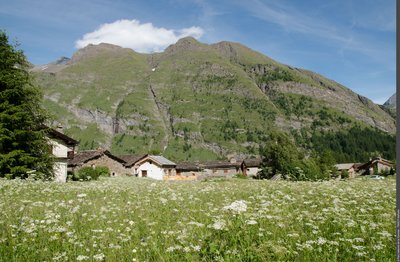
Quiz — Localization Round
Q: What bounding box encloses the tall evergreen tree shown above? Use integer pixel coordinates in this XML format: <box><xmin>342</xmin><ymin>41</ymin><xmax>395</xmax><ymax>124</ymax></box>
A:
<box><xmin>0</xmin><ymin>31</ymin><xmax>53</xmax><ymax>179</ymax></box>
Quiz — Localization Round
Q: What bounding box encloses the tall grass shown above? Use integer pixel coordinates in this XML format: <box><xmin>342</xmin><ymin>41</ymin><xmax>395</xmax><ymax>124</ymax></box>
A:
<box><xmin>0</xmin><ymin>177</ymin><xmax>395</xmax><ymax>261</ymax></box>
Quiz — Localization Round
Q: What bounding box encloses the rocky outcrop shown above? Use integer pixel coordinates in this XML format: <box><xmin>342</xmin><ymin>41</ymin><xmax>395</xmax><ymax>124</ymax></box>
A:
<box><xmin>383</xmin><ymin>93</ymin><xmax>396</xmax><ymax>108</ymax></box>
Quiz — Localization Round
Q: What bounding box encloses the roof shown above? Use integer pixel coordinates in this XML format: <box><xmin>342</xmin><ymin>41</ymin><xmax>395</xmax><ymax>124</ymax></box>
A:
<box><xmin>334</xmin><ymin>163</ymin><xmax>355</xmax><ymax>170</ymax></box>
<box><xmin>118</xmin><ymin>154</ymin><xmax>146</xmax><ymax>167</ymax></box>
<box><xmin>135</xmin><ymin>155</ymin><xmax>176</xmax><ymax>167</ymax></box>
<box><xmin>243</xmin><ymin>158</ymin><xmax>262</xmax><ymax>167</ymax></box>
<box><xmin>200</xmin><ymin>160</ymin><xmax>240</xmax><ymax>169</ymax></box>
<box><xmin>47</xmin><ymin>128</ymin><xmax>78</xmax><ymax>145</ymax></box>
<box><xmin>176</xmin><ymin>162</ymin><xmax>202</xmax><ymax>171</ymax></box>
<box><xmin>357</xmin><ymin>157</ymin><xmax>394</xmax><ymax>170</ymax></box>
<box><xmin>69</xmin><ymin>149</ymin><xmax>125</xmax><ymax>167</ymax></box>
<box><xmin>149</xmin><ymin>155</ymin><xmax>176</xmax><ymax>166</ymax></box>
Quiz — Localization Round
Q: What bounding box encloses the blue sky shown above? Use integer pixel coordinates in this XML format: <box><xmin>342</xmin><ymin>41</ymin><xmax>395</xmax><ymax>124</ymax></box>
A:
<box><xmin>0</xmin><ymin>0</ymin><xmax>395</xmax><ymax>104</ymax></box>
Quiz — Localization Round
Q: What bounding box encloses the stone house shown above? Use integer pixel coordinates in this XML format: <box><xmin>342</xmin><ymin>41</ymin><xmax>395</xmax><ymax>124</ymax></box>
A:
<box><xmin>47</xmin><ymin>128</ymin><xmax>78</xmax><ymax>182</ymax></box>
<box><xmin>175</xmin><ymin>162</ymin><xmax>204</xmax><ymax>181</ymax></box>
<box><xmin>356</xmin><ymin>157</ymin><xmax>394</xmax><ymax>175</ymax></box>
<box><xmin>68</xmin><ymin>149</ymin><xmax>128</xmax><ymax>176</ymax></box>
<box><xmin>132</xmin><ymin>155</ymin><xmax>177</xmax><ymax>180</ymax></box>
<box><xmin>334</xmin><ymin>163</ymin><xmax>357</xmax><ymax>178</ymax></box>
<box><xmin>241</xmin><ymin>158</ymin><xmax>262</xmax><ymax>177</ymax></box>
<box><xmin>118</xmin><ymin>154</ymin><xmax>147</xmax><ymax>176</ymax></box>
<box><xmin>200</xmin><ymin>160</ymin><xmax>241</xmax><ymax>177</ymax></box>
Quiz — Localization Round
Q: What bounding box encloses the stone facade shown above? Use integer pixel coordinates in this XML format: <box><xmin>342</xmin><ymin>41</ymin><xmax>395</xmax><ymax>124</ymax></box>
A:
<box><xmin>203</xmin><ymin>167</ymin><xmax>239</xmax><ymax>178</ymax></box>
<box><xmin>71</xmin><ymin>153</ymin><xmax>129</xmax><ymax>177</ymax></box>
<box><xmin>173</xmin><ymin>170</ymin><xmax>204</xmax><ymax>181</ymax></box>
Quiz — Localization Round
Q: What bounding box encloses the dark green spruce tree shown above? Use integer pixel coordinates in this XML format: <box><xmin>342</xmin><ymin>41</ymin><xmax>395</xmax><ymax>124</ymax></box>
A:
<box><xmin>0</xmin><ymin>31</ymin><xmax>53</xmax><ymax>179</ymax></box>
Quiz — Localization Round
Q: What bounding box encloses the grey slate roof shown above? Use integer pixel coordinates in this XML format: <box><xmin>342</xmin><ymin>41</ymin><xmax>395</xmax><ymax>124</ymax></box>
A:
<box><xmin>176</xmin><ymin>162</ymin><xmax>202</xmax><ymax>171</ymax></box>
<box><xmin>334</xmin><ymin>163</ymin><xmax>355</xmax><ymax>170</ymax></box>
<box><xmin>46</xmin><ymin>127</ymin><xmax>78</xmax><ymax>145</ymax></box>
<box><xmin>69</xmin><ymin>149</ymin><xmax>125</xmax><ymax>167</ymax></box>
<box><xmin>199</xmin><ymin>160</ymin><xmax>240</xmax><ymax>169</ymax></box>
<box><xmin>118</xmin><ymin>154</ymin><xmax>146</xmax><ymax>167</ymax></box>
<box><xmin>243</xmin><ymin>158</ymin><xmax>262</xmax><ymax>167</ymax></box>
<box><xmin>149</xmin><ymin>155</ymin><xmax>176</xmax><ymax>166</ymax></box>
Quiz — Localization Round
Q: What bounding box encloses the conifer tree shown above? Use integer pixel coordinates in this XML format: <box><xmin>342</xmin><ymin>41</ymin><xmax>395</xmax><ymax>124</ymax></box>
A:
<box><xmin>0</xmin><ymin>31</ymin><xmax>53</xmax><ymax>179</ymax></box>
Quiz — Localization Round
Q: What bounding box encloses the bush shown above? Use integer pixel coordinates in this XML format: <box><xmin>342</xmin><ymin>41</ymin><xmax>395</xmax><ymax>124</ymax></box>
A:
<box><xmin>379</xmin><ymin>168</ymin><xmax>393</xmax><ymax>177</ymax></box>
<box><xmin>72</xmin><ymin>167</ymin><xmax>100</xmax><ymax>181</ymax></box>
<box><xmin>95</xmin><ymin>166</ymin><xmax>110</xmax><ymax>177</ymax></box>
<box><xmin>233</xmin><ymin>173</ymin><xmax>248</xmax><ymax>179</ymax></box>
<box><xmin>341</xmin><ymin>170</ymin><xmax>349</xmax><ymax>179</ymax></box>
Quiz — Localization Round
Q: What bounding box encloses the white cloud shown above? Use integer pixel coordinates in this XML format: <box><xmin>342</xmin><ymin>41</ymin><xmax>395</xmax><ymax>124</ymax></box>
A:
<box><xmin>75</xmin><ymin>19</ymin><xmax>204</xmax><ymax>52</ymax></box>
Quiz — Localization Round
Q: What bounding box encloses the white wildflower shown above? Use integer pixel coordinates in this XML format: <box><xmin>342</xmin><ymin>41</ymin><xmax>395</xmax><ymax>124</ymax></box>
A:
<box><xmin>93</xmin><ymin>253</ymin><xmax>105</xmax><ymax>261</ymax></box>
<box><xmin>188</xmin><ymin>221</ymin><xmax>205</xmax><ymax>227</ymax></box>
<box><xmin>191</xmin><ymin>245</ymin><xmax>201</xmax><ymax>252</ymax></box>
<box><xmin>246</xmin><ymin>220</ymin><xmax>258</xmax><ymax>225</ymax></box>
<box><xmin>208</xmin><ymin>220</ymin><xmax>226</xmax><ymax>230</ymax></box>
<box><xmin>223</xmin><ymin>200</ymin><xmax>247</xmax><ymax>213</ymax></box>
<box><xmin>76</xmin><ymin>255</ymin><xmax>89</xmax><ymax>261</ymax></box>
<box><xmin>317</xmin><ymin>237</ymin><xmax>327</xmax><ymax>245</ymax></box>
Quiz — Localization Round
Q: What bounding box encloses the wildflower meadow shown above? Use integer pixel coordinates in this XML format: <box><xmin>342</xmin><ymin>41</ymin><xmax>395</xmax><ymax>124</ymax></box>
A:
<box><xmin>0</xmin><ymin>177</ymin><xmax>395</xmax><ymax>261</ymax></box>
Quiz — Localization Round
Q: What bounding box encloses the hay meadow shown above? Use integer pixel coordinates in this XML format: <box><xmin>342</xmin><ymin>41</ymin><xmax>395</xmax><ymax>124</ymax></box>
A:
<box><xmin>0</xmin><ymin>177</ymin><xmax>395</xmax><ymax>261</ymax></box>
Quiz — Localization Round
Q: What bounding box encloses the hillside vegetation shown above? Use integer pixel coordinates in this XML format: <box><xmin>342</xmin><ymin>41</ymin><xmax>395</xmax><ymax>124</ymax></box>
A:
<box><xmin>32</xmin><ymin>37</ymin><xmax>396</xmax><ymax>162</ymax></box>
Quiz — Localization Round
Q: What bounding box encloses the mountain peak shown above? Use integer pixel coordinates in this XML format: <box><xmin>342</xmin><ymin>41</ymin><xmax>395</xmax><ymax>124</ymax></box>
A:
<box><xmin>71</xmin><ymin>42</ymin><xmax>130</xmax><ymax>63</ymax></box>
<box><xmin>52</xmin><ymin>56</ymin><xmax>70</xmax><ymax>65</ymax></box>
<box><xmin>383</xmin><ymin>93</ymin><xmax>396</xmax><ymax>108</ymax></box>
<box><xmin>164</xmin><ymin>37</ymin><xmax>204</xmax><ymax>54</ymax></box>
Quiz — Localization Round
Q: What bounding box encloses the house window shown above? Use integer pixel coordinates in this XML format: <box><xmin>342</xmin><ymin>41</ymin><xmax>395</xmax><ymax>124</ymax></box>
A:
<box><xmin>142</xmin><ymin>170</ymin><xmax>147</xmax><ymax>177</ymax></box>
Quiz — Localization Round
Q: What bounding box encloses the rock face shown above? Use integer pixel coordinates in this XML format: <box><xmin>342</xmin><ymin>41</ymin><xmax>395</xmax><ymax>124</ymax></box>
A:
<box><xmin>383</xmin><ymin>93</ymin><xmax>396</xmax><ymax>108</ymax></box>
<box><xmin>32</xmin><ymin>38</ymin><xmax>396</xmax><ymax>159</ymax></box>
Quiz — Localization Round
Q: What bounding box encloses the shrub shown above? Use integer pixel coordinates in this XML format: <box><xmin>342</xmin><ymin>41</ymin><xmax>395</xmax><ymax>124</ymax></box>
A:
<box><xmin>233</xmin><ymin>173</ymin><xmax>248</xmax><ymax>179</ymax></box>
<box><xmin>379</xmin><ymin>169</ymin><xmax>391</xmax><ymax>177</ymax></box>
<box><xmin>72</xmin><ymin>167</ymin><xmax>100</xmax><ymax>181</ymax></box>
<box><xmin>341</xmin><ymin>170</ymin><xmax>349</xmax><ymax>179</ymax></box>
<box><xmin>95</xmin><ymin>166</ymin><xmax>110</xmax><ymax>177</ymax></box>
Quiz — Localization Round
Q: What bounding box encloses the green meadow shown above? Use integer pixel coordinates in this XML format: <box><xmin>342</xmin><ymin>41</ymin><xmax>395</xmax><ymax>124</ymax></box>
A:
<box><xmin>0</xmin><ymin>177</ymin><xmax>395</xmax><ymax>261</ymax></box>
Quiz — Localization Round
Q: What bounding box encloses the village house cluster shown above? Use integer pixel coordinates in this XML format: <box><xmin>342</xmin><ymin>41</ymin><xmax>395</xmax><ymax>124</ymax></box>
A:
<box><xmin>47</xmin><ymin>127</ymin><xmax>261</xmax><ymax>182</ymax></box>
<box><xmin>48</xmin><ymin>127</ymin><xmax>394</xmax><ymax>182</ymax></box>
<box><xmin>334</xmin><ymin>158</ymin><xmax>394</xmax><ymax>178</ymax></box>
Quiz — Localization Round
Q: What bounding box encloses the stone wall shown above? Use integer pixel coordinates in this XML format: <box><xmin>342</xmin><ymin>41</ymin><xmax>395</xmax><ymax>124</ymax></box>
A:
<box><xmin>203</xmin><ymin>168</ymin><xmax>239</xmax><ymax>178</ymax></box>
<box><xmin>74</xmin><ymin>154</ymin><xmax>130</xmax><ymax>176</ymax></box>
<box><xmin>171</xmin><ymin>170</ymin><xmax>204</xmax><ymax>181</ymax></box>
<box><xmin>376</xmin><ymin>162</ymin><xmax>391</xmax><ymax>173</ymax></box>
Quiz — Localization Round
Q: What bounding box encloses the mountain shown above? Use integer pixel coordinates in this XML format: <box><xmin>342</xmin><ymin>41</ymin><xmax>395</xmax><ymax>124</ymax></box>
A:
<box><xmin>32</xmin><ymin>37</ymin><xmax>396</xmax><ymax>162</ymax></box>
<box><xmin>383</xmin><ymin>93</ymin><xmax>396</xmax><ymax>108</ymax></box>
<box><xmin>380</xmin><ymin>93</ymin><xmax>396</xmax><ymax>119</ymax></box>
<box><xmin>32</xmin><ymin>56</ymin><xmax>71</xmax><ymax>73</ymax></box>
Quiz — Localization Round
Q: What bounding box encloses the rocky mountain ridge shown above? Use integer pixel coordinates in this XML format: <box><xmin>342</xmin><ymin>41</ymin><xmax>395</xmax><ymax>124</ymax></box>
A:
<box><xmin>32</xmin><ymin>37</ymin><xmax>395</xmax><ymax>161</ymax></box>
<box><xmin>383</xmin><ymin>93</ymin><xmax>396</xmax><ymax>108</ymax></box>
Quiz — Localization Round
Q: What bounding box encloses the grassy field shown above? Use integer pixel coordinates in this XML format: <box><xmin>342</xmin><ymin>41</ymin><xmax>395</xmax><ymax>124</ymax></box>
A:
<box><xmin>0</xmin><ymin>177</ymin><xmax>395</xmax><ymax>261</ymax></box>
